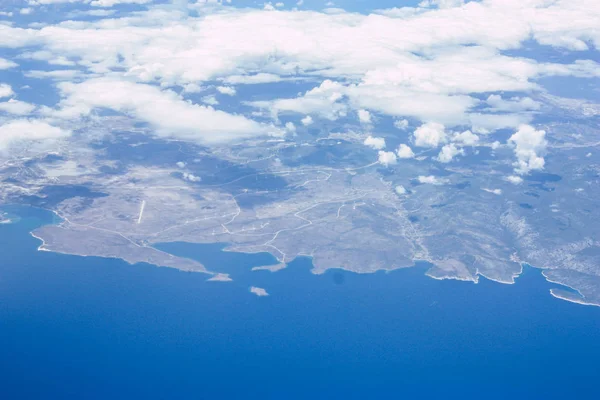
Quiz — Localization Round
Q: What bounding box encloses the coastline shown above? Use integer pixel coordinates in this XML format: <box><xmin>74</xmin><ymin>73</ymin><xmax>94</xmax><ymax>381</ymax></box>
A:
<box><xmin>543</xmin><ymin>271</ymin><xmax>600</xmax><ymax>308</ymax></box>
<box><xmin>4</xmin><ymin>203</ymin><xmax>598</xmax><ymax>308</ymax></box>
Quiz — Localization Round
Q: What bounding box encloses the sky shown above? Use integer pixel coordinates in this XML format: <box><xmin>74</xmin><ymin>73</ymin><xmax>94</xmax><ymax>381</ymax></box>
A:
<box><xmin>0</xmin><ymin>0</ymin><xmax>599</xmax><ymax>180</ymax></box>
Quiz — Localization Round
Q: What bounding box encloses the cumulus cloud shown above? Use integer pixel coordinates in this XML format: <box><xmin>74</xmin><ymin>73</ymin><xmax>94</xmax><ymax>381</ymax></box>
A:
<box><xmin>508</xmin><ymin>124</ymin><xmax>547</xmax><ymax>175</ymax></box>
<box><xmin>506</xmin><ymin>175</ymin><xmax>524</xmax><ymax>185</ymax></box>
<box><xmin>18</xmin><ymin>51</ymin><xmax>75</xmax><ymax>67</ymax></box>
<box><xmin>358</xmin><ymin>109</ymin><xmax>372</xmax><ymax>124</ymax></box>
<box><xmin>216</xmin><ymin>86</ymin><xmax>236</xmax><ymax>96</ymax></box>
<box><xmin>378</xmin><ymin>151</ymin><xmax>397</xmax><ymax>166</ymax></box>
<box><xmin>413</xmin><ymin>122</ymin><xmax>447</xmax><ymax>148</ymax></box>
<box><xmin>0</xmin><ymin>119</ymin><xmax>71</xmax><ymax>151</ymax></box>
<box><xmin>301</xmin><ymin>115</ymin><xmax>313</xmax><ymax>126</ymax></box>
<box><xmin>94</xmin><ymin>0</ymin><xmax>152</xmax><ymax>6</ymax></box>
<box><xmin>468</xmin><ymin>112</ymin><xmax>532</xmax><ymax>134</ymax></box>
<box><xmin>452</xmin><ymin>130</ymin><xmax>479</xmax><ymax>146</ymax></box>
<box><xmin>396</xmin><ymin>144</ymin><xmax>415</xmax><ymax>159</ymax></box>
<box><xmin>250</xmin><ymin>286</ymin><xmax>269</xmax><ymax>297</ymax></box>
<box><xmin>0</xmin><ymin>99</ymin><xmax>37</xmax><ymax>115</ymax></box>
<box><xmin>285</xmin><ymin>121</ymin><xmax>296</xmax><ymax>133</ymax></box>
<box><xmin>395</xmin><ymin>185</ymin><xmax>407</xmax><ymax>195</ymax></box>
<box><xmin>417</xmin><ymin>175</ymin><xmax>448</xmax><ymax>185</ymax></box>
<box><xmin>0</xmin><ymin>84</ymin><xmax>14</xmax><ymax>99</ymax></box>
<box><xmin>1</xmin><ymin>0</ymin><xmax>599</xmax><ymax>147</ymax></box>
<box><xmin>419</xmin><ymin>0</ymin><xmax>465</xmax><ymax>8</ymax></box>
<box><xmin>364</xmin><ymin>136</ymin><xmax>386</xmax><ymax>150</ymax></box>
<box><xmin>250</xmin><ymin>80</ymin><xmax>347</xmax><ymax>120</ymax></box>
<box><xmin>436</xmin><ymin>143</ymin><xmax>464</xmax><ymax>163</ymax></box>
<box><xmin>201</xmin><ymin>95</ymin><xmax>219</xmax><ymax>106</ymax></box>
<box><xmin>51</xmin><ymin>78</ymin><xmax>279</xmax><ymax>144</ymax></box>
<box><xmin>29</xmin><ymin>0</ymin><xmax>152</xmax><ymax>6</ymax></box>
<box><xmin>347</xmin><ymin>85</ymin><xmax>476</xmax><ymax>127</ymax></box>
<box><xmin>394</xmin><ymin>119</ymin><xmax>409</xmax><ymax>130</ymax></box>
<box><xmin>182</xmin><ymin>172</ymin><xmax>201</xmax><ymax>182</ymax></box>
<box><xmin>24</xmin><ymin>70</ymin><xmax>83</xmax><ymax>80</ymax></box>
<box><xmin>485</xmin><ymin>95</ymin><xmax>541</xmax><ymax>113</ymax></box>
<box><xmin>0</xmin><ymin>58</ymin><xmax>18</xmax><ymax>70</ymax></box>
<box><xmin>222</xmin><ymin>73</ymin><xmax>284</xmax><ymax>85</ymax></box>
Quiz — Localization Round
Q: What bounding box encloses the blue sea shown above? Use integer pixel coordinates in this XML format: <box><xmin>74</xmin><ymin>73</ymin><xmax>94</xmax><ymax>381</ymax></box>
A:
<box><xmin>1</xmin><ymin>205</ymin><xmax>599</xmax><ymax>399</ymax></box>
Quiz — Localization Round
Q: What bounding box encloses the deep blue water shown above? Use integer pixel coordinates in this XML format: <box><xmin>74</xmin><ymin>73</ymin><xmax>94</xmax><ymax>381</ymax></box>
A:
<box><xmin>1</xmin><ymin>205</ymin><xmax>600</xmax><ymax>399</ymax></box>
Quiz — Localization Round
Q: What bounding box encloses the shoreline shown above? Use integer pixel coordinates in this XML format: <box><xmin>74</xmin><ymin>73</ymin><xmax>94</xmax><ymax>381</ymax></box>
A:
<box><xmin>5</xmin><ymin>204</ymin><xmax>598</xmax><ymax>309</ymax></box>
<box><xmin>548</xmin><ymin>289</ymin><xmax>600</xmax><ymax>308</ymax></box>
<box><xmin>543</xmin><ymin>271</ymin><xmax>600</xmax><ymax>308</ymax></box>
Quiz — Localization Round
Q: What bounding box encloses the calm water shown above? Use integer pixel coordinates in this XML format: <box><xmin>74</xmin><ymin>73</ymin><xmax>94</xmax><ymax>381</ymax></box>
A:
<box><xmin>1</xmin><ymin>205</ymin><xmax>599</xmax><ymax>399</ymax></box>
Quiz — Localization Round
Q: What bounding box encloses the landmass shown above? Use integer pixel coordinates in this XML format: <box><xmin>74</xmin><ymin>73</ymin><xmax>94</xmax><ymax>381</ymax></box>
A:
<box><xmin>1</xmin><ymin>105</ymin><xmax>599</xmax><ymax>307</ymax></box>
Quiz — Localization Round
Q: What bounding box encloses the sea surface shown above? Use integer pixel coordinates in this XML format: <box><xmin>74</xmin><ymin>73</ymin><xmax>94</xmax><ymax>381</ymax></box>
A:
<box><xmin>1</xmin><ymin>205</ymin><xmax>599</xmax><ymax>399</ymax></box>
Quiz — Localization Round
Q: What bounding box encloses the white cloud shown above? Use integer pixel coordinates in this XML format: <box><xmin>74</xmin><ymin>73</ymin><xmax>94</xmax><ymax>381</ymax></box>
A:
<box><xmin>182</xmin><ymin>83</ymin><xmax>204</xmax><ymax>93</ymax></box>
<box><xmin>182</xmin><ymin>172</ymin><xmax>201</xmax><ymax>182</ymax></box>
<box><xmin>508</xmin><ymin>124</ymin><xmax>547</xmax><ymax>175</ymax></box>
<box><xmin>539</xmin><ymin>60</ymin><xmax>600</xmax><ymax>78</ymax></box>
<box><xmin>90</xmin><ymin>0</ymin><xmax>152</xmax><ymax>7</ymax></box>
<box><xmin>396</xmin><ymin>144</ymin><xmax>415</xmax><ymax>159</ymax></box>
<box><xmin>301</xmin><ymin>115</ymin><xmax>313</xmax><ymax>126</ymax></box>
<box><xmin>24</xmin><ymin>70</ymin><xmax>83</xmax><ymax>80</ymax></box>
<box><xmin>358</xmin><ymin>109</ymin><xmax>372</xmax><ymax>124</ymax></box>
<box><xmin>176</xmin><ymin>161</ymin><xmax>186</xmax><ymax>168</ymax></box>
<box><xmin>347</xmin><ymin>84</ymin><xmax>476</xmax><ymax>127</ymax></box>
<box><xmin>222</xmin><ymin>73</ymin><xmax>284</xmax><ymax>85</ymax></box>
<box><xmin>216</xmin><ymin>86</ymin><xmax>236</xmax><ymax>96</ymax></box>
<box><xmin>394</xmin><ymin>119</ymin><xmax>409</xmax><ymax>130</ymax></box>
<box><xmin>18</xmin><ymin>51</ymin><xmax>75</xmax><ymax>67</ymax></box>
<box><xmin>52</xmin><ymin>78</ymin><xmax>279</xmax><ymax>144</ymax></box>
<box><xmin>452</xmin><ymin>130</ymin><xmax>479</xmax><ymax>146</ymax></box>
<box><xmin>0</xmin><ymin>84</ymin><xmax>14</xmax><ymax>99</ymax></box>
<box><xmin>28</xmin><ymin>0</ymin><xmax>85</xmax><ymax>4</ymax></box>
<box><xmin>0</xmin><ymin>99</ymin><xmax>37</xmax><ymax>115</ymax></box>
<box><xmin>0</xmin><ymin>120</ymin><xmax>71</xmax><ymax>151</ymax></box>
<box><xmin>413</xmin><ymin>122</ymin><xmax>447</xmax><ymax>148</ymax></box>
<box><xmin>395</xmin><ymin>185</ymin><xmax>407</xmax><ymax>195</ymax></box>
<box><xmin>250</xmin><ymin>80</ymin><xmax>347</xmax><ymax>121</ymax></box>
<box><xmin>285</xmin><ymin>121</ymin><xmax>296</xmax><ymax>133</ymax></box>
<box><xmin>506</xmin><ymin>175</ymin><xmax>524</xmax><ymax>185</ymax></box>
<box><xmin>482</xmin><ymin>188</ymin><xmax>502</xmax><ymax>195</ymax></box>
<box><xmin>0</xmin><ymin>58</ymin><xmax>18</xmax><ymax>70</ymax></box>
<box><xmin>201</xmin><ymin>95</ymin><xmax>219</xmax><ymax>106</ymax></box>
<box><xmin>30</xmin><ymin>0</ymin><xmax>185</xmax><ymax>7</ymax></box>
<box><xmin>378</xmin><ymin>150</ymin><xmax>397</xmax><ymax>166</ymax></box>
<box><xmin>417</xmin><ymin>175</ymin><xmax>448</xmax><ymax>185</ymax></box>
<box><xmin>250</xmin><ymin>286</ymin><xmax>269</xmax><ymax>296</ymax></box>
<box><xmin>67</xmin><ymin>9</ymin><xmax>117</xmax><ymax>18</ymax></box>
<box><xmin>468</xmin><ymin>112</ymin><xmax>532</xmax><ymax>134</ymax></box>
<box><xmin>485</xmin><ymin>95</ymin><xmax>541</xmax><ymax>113</ymax></box>
<box><xmin>364</xmin><ymin>135</ymin><xmax>386</xmax><ymax>150</ymax></box>
<box><xmin>419</xmin><ymin>0</ymin><xmax>465</xmax><ymax>8</ymax></box>
<box><xmin>436</xmin><ymin>143</ymin><xmax>464</xmax><ymax>163</ymax></box>
<box><xmin>1</xmin><ymin>0</ymin><xmax>599</xmax><ymax>146</ymax></box>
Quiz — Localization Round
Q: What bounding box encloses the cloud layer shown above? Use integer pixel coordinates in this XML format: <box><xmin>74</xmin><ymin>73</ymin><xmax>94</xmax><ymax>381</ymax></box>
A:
<box><xmin>0</xmin><ymin>0</ymin><xmax>598</xmax><ymax>148</ymax></box>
